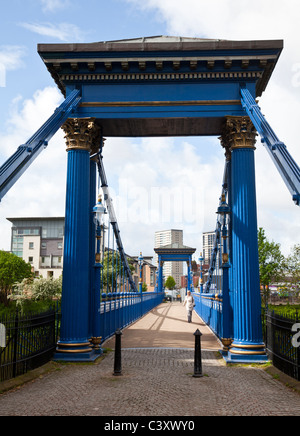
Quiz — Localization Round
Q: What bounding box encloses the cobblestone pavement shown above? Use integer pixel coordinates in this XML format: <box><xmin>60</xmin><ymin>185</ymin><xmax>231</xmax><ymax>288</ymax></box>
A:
<box><xmin>0</xmin><ymin>303</ymin><xmax>300</xmax><ymax>416</ymax></box>
<box><xmin>0</xmin><ymin>349</ymin><xmax>300</xmax><ymax>416</ymax></box>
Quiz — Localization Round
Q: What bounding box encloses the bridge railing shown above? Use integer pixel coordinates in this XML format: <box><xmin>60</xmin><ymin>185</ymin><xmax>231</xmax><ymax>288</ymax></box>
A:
<box><xmin>92</xmin><ymin>143</ymin><xmax>165</xmax><ymax>345</ymax></box>
<box><xmin>193</xmin><ymin>292</ymin><xmax>223</xmax><ymax>340</ymax></box>
<box><xmin>99</xmin><ymin>292</ymin><xmax>164</xmax><ymax>343</ymax></box>
<box><xmin>193</xmin><ymin>158</ymin><xmax>231</xmax><ymax>342</ymax></box>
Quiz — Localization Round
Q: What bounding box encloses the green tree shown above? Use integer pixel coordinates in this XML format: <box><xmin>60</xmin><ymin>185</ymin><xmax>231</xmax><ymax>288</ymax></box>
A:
<box><xmin>0</xmin><ymin>251</ymin><xmax>32</xmax><ymax>306</ymax></box>
<box><xmin>165</xmin><ymin>276</ymin><xmax>176</xmax><ymax>290</ymax></box>
<box><xmin>258</xmin><ymin>228</ymin><xmax>284</xmax><ymax>306</ymax></box>
<box><xmin>285</xmin><ymin>244</ymin><xmax>300</xmax><ymax>298</ymax></box>
<box><xmin>102</xmin><ymin>251</ymin><xmax>135</xmax><ymax>291</ymax></box>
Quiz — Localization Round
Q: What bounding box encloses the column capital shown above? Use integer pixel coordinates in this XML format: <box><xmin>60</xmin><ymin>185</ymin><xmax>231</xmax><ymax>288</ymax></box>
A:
<box><xmin>220</xmin><ymin>116</ymin><xmax>257</xmax><ymax>155</ymax></box>
<box><xmin>62</xmin><ymin>118</ymin><xmax>101</xmax><ymax>152</ymax></box>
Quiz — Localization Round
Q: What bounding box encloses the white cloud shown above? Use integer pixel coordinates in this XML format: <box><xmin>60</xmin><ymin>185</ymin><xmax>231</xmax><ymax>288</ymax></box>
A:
<box><xmin>1</xmin><ymin>87</ymin><xmax>64</xmax><ymax>158</ymax></box>
<box><xmin>0</xmin><ymin>46</ymin><xmax>26</xmax><ymax>71</ymax></box>
<box><xmin>0</xmin><ymin>86</ymin><xmax>66</xmax><ymax>251</ymax></box>
<box><xmin>20</xmin><ymin>22</ymin><xmax>85</xmax><ymax>42</ymax></box>
<box><xmin>39</xmin><ymin>0</ymin><xmax>70</xmax><ymax>12</ymax></box>
<box><xmin>99</xmin><ymin>136</ymin><xmax>224</xmax><ymax>259</ymax></box>
<box><xmin>0</xmin><ymin>46</ymin><xmax>26</xmax><ymax>87</ymax></box>
<box><xmin>126</xmin><ymin>0</ymin><xmax>299</xmax><ymax>41</ymax></box>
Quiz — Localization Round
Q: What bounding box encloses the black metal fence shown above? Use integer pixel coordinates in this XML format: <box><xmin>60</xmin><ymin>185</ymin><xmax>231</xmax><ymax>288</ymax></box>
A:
<box><xmin>263</xmin><ymin>310</ymin><xmax>300</xmax><ymax>381</ymax></box>
<box><xmin>0</xmin><ymin>308</ymin><xmax>60</xmax><ymax>383</ymax></box>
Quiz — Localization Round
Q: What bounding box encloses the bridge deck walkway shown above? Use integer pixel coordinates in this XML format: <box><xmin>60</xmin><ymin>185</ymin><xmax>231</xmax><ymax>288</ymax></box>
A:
<box><xmin>104</xmin><ymin>301</ymin><xmax>220</xmax><ymax>350</ymax></box>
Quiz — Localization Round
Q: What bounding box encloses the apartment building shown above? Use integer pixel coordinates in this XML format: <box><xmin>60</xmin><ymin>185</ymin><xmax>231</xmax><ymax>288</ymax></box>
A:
<box><xmin>202</xmin><ymin>231</ymin><xmax>216</xmax><ymax>265</ymax></box>
<box><xmin>154</xmin><ymin>229</ymin><xmax>183</xmax><ymax>287</ymax></box>
<box><xmin>130</xmin><ymin>255</ymin><xmax>157</xmax><ymax>292</ymax></box>
<box><xmin>7</xmin><ymin>217</ymin><xmax>64</xmax><ymax>279</ymax></box>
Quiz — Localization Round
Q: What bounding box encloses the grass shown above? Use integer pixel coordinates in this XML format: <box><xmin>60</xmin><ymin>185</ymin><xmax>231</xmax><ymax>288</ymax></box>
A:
<box><xmin>226</xmin><ymin>361</ymin><xmax>272</xmax><ymax>369</ymax></box>
<box><xmin>266</xmin><ymin>304</ymin><xmax>300</xmax><ymax>319</ymax></box>
<box><xmin>0</xmin><ymin>300</ymin><xmax>60</xmax><ymax>317</ymax></box>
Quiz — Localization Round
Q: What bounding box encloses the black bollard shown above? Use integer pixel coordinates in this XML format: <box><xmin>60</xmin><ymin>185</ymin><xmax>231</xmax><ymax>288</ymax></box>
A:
<box><xmin>193</xmin><ymin>329</ymin><xmax>203</xmax><ymax>378</ymax></box>
<box><xmin>113</xmin><ymin>329</ymin><xmax>123</xmax><ymax>376</ymax></box>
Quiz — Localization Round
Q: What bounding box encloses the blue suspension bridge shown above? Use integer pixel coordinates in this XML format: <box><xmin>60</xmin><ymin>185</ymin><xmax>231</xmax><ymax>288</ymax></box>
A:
<box><xmin>0</xmin><ymin>37</ymin><xmax>299</xmax><ymax>364</ymax></box>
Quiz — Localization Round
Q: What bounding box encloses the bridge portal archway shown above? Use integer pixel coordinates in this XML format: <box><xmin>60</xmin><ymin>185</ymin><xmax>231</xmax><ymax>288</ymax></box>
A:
<box><xmin>154</xmin><ymin>243</ymin><xmax>196</xmax><ymax>294</ymax></box>
<box><xmin>33</xmin><ymin>36</ymin><xmax>289</xmax><ymax>363</ymax></box>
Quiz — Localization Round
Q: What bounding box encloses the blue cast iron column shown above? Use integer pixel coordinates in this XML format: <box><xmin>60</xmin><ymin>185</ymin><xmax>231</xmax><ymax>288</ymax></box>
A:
<box><xmin>221</xmin><ymin>116</ymin><xmax>268</xmax><ymax>363</ymax></box>
<box><xmin>187</xmin><ymin>257</ymin><xmax>192</xmax><ymax>292</ymax></box>
<box><xmin>54</xmin><ymin>118</ymin><xmax>100</xmax><ymax>362</ymax></box>
<box><xmin>158</xmin><ymin>257</ymin><xmax>164</xmax><ymax>293</ymax></box>
<box><xmin>89</xmin><ymin>151</ymin><xmax>97</xmax><ymax>343</ymax></box>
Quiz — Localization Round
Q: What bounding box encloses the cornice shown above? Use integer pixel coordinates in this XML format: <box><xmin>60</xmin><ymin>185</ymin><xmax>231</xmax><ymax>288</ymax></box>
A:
<box><xmin>37</xmin><ymin>38</ymin><xmax>283</xmax><ymax>54</ymax></box>
<box><xmin>60</xmin><ymin>70</ymin><xmax>263</xmax><ymax>83</ymax></box>
<box><xmin>38</xmin><ymin>38</ymin><xmax>283</xmax><ymax>98</ymax></box>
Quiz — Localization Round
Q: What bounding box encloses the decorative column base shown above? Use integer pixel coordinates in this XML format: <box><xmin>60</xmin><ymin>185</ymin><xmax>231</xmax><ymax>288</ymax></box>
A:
<box><xmin>91</xmin><ymin>336</ymin><xmax>103</xmax><ymax>356</ymax></box>
<box><xmin>224</xmin><ymin>342</ymin><xmax>269</xmax><ymax>364</ymax></box>
<box><xmin>221</xmin><ymin>338</ymin><xmax>232</xmax><ymax>354</ymax></box>
<box><xmin>53</xmin><ymin>341</ymin><xmax>99</xmax><ymax>362</ymax></box>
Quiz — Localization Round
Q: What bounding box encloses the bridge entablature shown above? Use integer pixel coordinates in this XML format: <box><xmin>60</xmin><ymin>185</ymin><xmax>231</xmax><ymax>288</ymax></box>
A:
<box><xmin>38</xmin><ymin>37</ymin><xmax>283</xmax><ymax>137</ymax></box>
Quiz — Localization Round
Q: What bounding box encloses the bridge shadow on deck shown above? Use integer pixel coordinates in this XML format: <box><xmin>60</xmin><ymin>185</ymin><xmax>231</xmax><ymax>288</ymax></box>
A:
<box><xmin>103</xmin><ymin>302</ymin><xmax>221</xmax><ymax>350</ymax></box>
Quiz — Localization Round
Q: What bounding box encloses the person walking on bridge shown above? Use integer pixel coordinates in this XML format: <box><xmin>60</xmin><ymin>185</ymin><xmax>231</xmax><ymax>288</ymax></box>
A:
<box><xmin>183</xmin><ymin>290</ymin><xmax>195</xmax><ymax>323</ymax></box>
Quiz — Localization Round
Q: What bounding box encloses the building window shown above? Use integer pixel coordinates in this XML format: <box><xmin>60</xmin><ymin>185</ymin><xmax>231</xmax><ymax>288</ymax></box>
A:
<box><xmin>15</xmin><ymin>251</ymin><xmax>23</xmax><ymax>258</ymax></box>
<box><xmin>41</xmin><ymin>242</ymin><xmax>47</xmax><ymax>249</ymax></box>
<box><xmin>150</xmin><ymin>271</ymin><xmax>155</xmax><ymax>286</ymax></box>
<box><xmin>58</xmin><ymin>242</ymin><xmax>62</xmax><ymax>250</ymax></box>
<box><xmin>28</xmin><ymin>257</ymin><xmax>33</xmax><ymax>263</ymax></box>
<box><xmin>29</xmin><ymin>242</ymin><xmax>34</xmax><ymax>250</ymax></box>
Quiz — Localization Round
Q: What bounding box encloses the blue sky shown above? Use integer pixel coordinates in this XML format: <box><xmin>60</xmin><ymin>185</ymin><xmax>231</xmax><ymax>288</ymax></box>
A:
<box><xmin>0</xmin><ymin>0</ymin><xmax>300</xmax><ymax>260</ymax></box>
<box><xmin>0</xmin><ymin>0</ymin><xmax>163</xmax><ymax>125</ymax></box>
